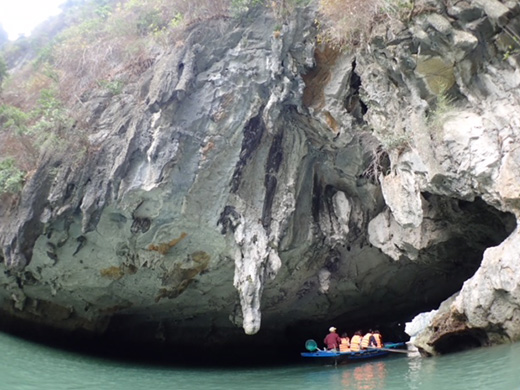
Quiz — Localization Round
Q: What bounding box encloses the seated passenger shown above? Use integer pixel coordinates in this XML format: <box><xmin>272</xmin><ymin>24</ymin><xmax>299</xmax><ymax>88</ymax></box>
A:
<box><xmin>373</xmin><ymin>330</ymin><xmax>383</xmax><ymax>348</ymax></box>
<box><xmin>350</xmin><ymin>330</ymin><xmax>362</xmax><ymax>352</ymax></box>
<box><xmin>339</xmin><ymin>333</ymin><xmax>350</xmax><ymax>352</ymax></box>
<box><xmin>361</xmin><ymin>330</ymin><xmax>373</xmax><ymax>349</ymax></box>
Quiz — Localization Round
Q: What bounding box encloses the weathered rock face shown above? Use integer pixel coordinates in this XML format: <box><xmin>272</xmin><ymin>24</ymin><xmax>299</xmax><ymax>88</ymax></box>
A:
<box><xmin>0</xmin><ymin>0</ymin><xmax>519</xmax><ymax>354</ymax></box>
<box><xmin>362</xmin><ymin>0</ymin><xmax>520</xmax><ymax>354</ymax></box>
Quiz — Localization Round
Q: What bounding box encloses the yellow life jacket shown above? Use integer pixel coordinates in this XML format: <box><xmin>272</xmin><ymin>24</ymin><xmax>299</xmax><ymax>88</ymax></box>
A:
<box><xmin>339</xmin><ymin>337</ymin><xmax>350</xmax><ymax>352</ymax></box>
<box><xmin>350</xmin><ymin>335</ymin><xmax>362</xmax><ymax>352</ymax></box>
<box><xmin>361</xmin><ymin>333</ymin><xmax>373</xmax><ymax>349</ymax></box>
<box><xmin>374</xmin><ymin>333</ymin><xmax>383</xmax><ymax>348</ymax></box>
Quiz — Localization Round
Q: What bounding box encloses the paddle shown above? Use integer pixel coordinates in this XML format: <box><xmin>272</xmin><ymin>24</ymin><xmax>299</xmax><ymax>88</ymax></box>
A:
<box><xmin>368</xmin><ymin>347</ymin><xmax>410</xmax><ymax>354</ymax></box>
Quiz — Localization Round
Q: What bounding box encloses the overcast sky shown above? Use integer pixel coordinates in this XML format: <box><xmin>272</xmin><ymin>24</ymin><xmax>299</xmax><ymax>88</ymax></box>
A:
<box><xmin>0</xmin><ymin>0</ymin><xmax>66</xmax><ymax>40</ymax></box>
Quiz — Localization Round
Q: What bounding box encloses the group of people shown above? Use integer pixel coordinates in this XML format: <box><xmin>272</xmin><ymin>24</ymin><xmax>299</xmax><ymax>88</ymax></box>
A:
<box><xmin>324</xmin><ymin>327</ymin><xmax>383</xmax><ymax>352</ymax></box>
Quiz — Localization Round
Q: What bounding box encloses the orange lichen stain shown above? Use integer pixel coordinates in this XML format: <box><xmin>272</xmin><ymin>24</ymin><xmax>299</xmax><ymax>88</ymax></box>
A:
<box><xmin>100</xmin><ymin>266</ymin><xmax>125</xmax><ymax>280</ymax></box>
<box><xmin>99</xmin><ymin>264</ymin><xmax>137</xmax><ymax>280</ymax></box>
<box><xmin>148</xmin><ymin>232</ymin><xmax>188</xmax><ymax>255</ymax></box>
<box><xmin>211</xmin><ymin>93</ymin><xmax>234</xmax><ymax>122</ymax></box>
<box><xmin>201</xmin><ymin>141</ymin><xmax>215</xmax><ymax>160</ymax></box>
<box><xmin>191</xmin><ymin>251</ymin><xmax>211</xmax><ymax>265</ymax></box>
<box><xmin>155</xmin><ymin>251</ymin><xmax>211</xmax><ymax>302</ymax></box>
<box><xmin>302</xmin><ymin>45</ymin><xmax>341</xmax><ymax>109</ymax></box>
<box><xmin>324</xmin><ymin>111</ymin><xmax>339</xmax><ymax>133</ymax></box>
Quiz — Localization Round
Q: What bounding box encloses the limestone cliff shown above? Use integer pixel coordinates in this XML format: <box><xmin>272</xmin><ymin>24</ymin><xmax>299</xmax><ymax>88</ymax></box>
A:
<box><xmin>0</xmin><ymin>0</ymin><xmax>519</xmax><ymax>354</ymax></box>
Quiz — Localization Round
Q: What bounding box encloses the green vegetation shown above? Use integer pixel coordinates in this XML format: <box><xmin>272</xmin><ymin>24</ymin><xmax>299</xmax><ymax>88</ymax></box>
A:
<box><xmin>0</xmin><ymin>0</ymin><xmax>411</xmax><ymax>196</ymax></box>
<box><xmin>0</xmin><ymin>158</ymin><xmax>25</xmax><ymax>194</ymax></box>
<box><xmin>229</xmin><ymin>0</ymin><xmax>312</xmax><ymax>21</ymax></box>
<box><xmin>97</xmin><ymin>79</ymin><xmax>125</xmax><ymax>95</ymax></box>
<box><xmin>1</xmin><ymin>0</ymin><xmax>291</xmax><ymax>113</ymax></box>
<box><xmin>500</xmin><ymin>25</ymin><xmax>520</xmax><ymax>61</ymax></box>
<box><xmin>379</xmin><ymin>131</ymin><xmax>411</xmax><ymax>152</ymax></box>
<box><xmin>0</xmin><ymin>86</ymin><xmax>73</xmax><ymax>172</ymax></box>
<box><xmin>230</xmin><ymin>0</ymin><xmax>264</xmax><ymax>14</ymax></box>
<box><xmin>500</xmin><ymin>31</ymin><xmax>520</xmax><ymax>61</ymax></box>
<box><xmin>426</xmin><ymin>86</ymin><xmax>455</xmax><ymax>136</ymax></box>
<box><xmin>0</xmin><ymin>0</ymin><xmax>253</xmax><ymax>185</ymax></box>
<box><xmin>31</xmin><ymin>89</ymin><xmax>74</xmax><ymax>149</ymax></box>
<box><xmin>432</xmin><ymin>89</ymin><xmax>455</xmax><ymax>118</ymax></box>
<box><xmin>503</xmin><ymin>45</ymin><xmax>520</xmax><ymax>61</ymax></box>
<box><xmin>1</xmin><ymin>89</ymin><xmax>71</xmax><ymax>137</ymax></box>
<box><xmin>0</xmin><ymin>104</ymin><xmax>30</xmax><ymax>134</ymax></box>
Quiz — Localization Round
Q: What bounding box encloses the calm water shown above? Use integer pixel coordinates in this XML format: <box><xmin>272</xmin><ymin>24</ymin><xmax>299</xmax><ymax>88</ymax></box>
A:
<box><xmin>1</xmin><ymin>332</ymin><xmax>519</xmax><ymax>390</ymax></box>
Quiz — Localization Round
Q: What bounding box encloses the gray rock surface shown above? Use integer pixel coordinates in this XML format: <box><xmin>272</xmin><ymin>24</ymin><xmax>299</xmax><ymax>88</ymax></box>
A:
<box><xmin>363</xmin><ymin>0</ymin><xmax>520</xmax><ymax>354</ymax></box>
<box><xmin>0</xmin><ymin>0</ymin><xmax>519</xmax><ymax>352</ymax></box>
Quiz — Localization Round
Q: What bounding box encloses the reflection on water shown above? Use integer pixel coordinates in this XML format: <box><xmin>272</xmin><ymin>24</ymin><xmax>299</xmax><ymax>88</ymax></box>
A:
<box><xmin>405</xmin><ymin>355</ymin><xmax>425</xmax><ymax>390</ymax></box>
<box><xmin>341</xmin><ymin>361</ymin><xmax>387</xmax><ymax>390</ymax></box>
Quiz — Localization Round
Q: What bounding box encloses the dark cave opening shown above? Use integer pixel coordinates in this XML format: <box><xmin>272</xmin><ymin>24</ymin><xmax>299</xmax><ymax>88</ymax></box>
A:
<box><xmin>285</xmin><ymin>193</ymin><xmax>517</xmax><ymax>357</ymax></box>
<box><xmin>433</xmin><ymin>329</ymin><xmax>488</xmax><ymax>355</ymax></box>
<box><xmin>344</xmin><ymin>60</ymin><xmax>368</xmax><ymax>123</ymax></box>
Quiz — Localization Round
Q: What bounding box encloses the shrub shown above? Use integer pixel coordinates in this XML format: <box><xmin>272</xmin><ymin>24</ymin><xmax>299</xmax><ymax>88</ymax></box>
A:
<box><xmin>230</xmin><ymin>0</ymin><xmax>310</xmax><ymax>20</ymax></box>
<box><xmin>359</xmin><ymin>132</ymin><xmax>391</xmax><ymax>184</ymax></box>
<box><xmin>318</xmin><ymin>0</ymin><xmax>378</xmax><ymax>46</ymax></box>
<box><xmin>269</xmin><ymin>0</ymin><xmax>312</xmax><ymax>20</ymax></box>
<box><xmin>230</xmin><ymin>0</ymin><xmax>264</xmax><ymax>16</ymax></box>
<box><xmin>0</xmin><ymin>104</ymin><xmax>30</xmax><ymax>134</ymax></box>
<box><xmin>426</xmin><ymin>86</ymin><xmax>456</xmax><ymax>137</ymax></box>
<box><xmin>30</xmin><ymin>89</ymin><xmax>74</xmax><ymax>148</ymax></box>
<box><xmin>318</xmin><ymin>0</ymin><xmax>412</xmax><ymax>47</ymax></box>
<box><xmin>96</xmin><ymin>79</ymin><xmax>125</xmax><ymax>95</ymax></box>
<box><xmin>0</xmin><ymin>158</ymin><xmax>25</xmax><ymax>194</ymax></box>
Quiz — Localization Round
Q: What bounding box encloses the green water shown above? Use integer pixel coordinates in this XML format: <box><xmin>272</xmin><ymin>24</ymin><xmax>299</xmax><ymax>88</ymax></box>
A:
<box><xmin>1</xmin><ymin>332</ymin><xmax>519</xmax><ymax>390</ymax></box>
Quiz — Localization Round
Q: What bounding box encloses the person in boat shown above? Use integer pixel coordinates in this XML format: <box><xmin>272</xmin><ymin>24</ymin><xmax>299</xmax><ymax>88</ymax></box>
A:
<box><xmin>350</xmin><ymin>330</ymin><xmax>362</xmax><ymax>352</ymax></box>
<box><xmin>361</xmin><ymin>329</ymin><xmax>378</xmax><ymax>349</ymax></box>
<box><xmin>339</xmin><ymin>332</ymin><xmax>350</xmax><ymax>352</ymax></box>
<box><xmin>373</xmin><ymin>330</ymin><xmax>383</xmax><ymax>348</ymax></box>
<box><xmin>324</xmin><ymin>326</ymin><xmax>342</xmax><ymax>350</ymax></box>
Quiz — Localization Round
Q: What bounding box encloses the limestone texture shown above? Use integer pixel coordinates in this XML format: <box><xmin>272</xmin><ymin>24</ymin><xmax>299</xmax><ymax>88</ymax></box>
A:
<box><xmin>0</xmin><ymin>0</ymin><xmax>520</xmax><ymax>353</ymax></box>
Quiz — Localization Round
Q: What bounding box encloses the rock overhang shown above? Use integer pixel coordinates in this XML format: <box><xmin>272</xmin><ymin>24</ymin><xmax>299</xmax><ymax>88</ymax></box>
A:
<box><xmin>0</xmin><ymin>0</ymin><xmax>519</xmax><ymax>356</ymax></box>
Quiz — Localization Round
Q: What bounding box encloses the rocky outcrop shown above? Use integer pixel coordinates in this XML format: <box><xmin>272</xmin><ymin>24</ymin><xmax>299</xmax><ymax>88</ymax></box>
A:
<box><xmin>0</xmin><ymin>0</ymin><xmax>519</xmax><ymax>353</ymax></box>
<box><xmin>364</xmin><ymin>0</ymin><xmax>520</xmax><ymax>354</ymax></box>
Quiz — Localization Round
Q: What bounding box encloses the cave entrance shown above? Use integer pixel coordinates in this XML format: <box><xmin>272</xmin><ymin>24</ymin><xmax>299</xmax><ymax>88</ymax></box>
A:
<box><xmin>285</xmin><ymin>194</ymin><xmax>516</xmax><ymax>354</ymax></box>
<box><xmin>433</xmin><ymin>329</ymin><xmax>488</xmax><ymax>354</ymax></box>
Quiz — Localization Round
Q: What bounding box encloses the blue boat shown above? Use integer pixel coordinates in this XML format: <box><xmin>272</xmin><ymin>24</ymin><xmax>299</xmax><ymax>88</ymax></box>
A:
<box><xmin>301</xmin><ymin>342</ymin><xmax>408</xmax><ymax>364</ymax></box>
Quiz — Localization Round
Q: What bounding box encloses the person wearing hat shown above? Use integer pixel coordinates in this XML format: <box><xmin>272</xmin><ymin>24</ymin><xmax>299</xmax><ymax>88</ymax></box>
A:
<box><xmin>324</xmin><ymin>326</ymin><xmax>342</xmax><ymax>350</ymax></box>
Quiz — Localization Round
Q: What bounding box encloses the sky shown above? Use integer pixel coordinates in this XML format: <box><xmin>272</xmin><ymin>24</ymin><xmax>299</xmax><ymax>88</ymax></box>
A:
<box><xmin>0</xmin><ymin>0</ymin><xmax>67</xmax><ymax>40</ymax></box>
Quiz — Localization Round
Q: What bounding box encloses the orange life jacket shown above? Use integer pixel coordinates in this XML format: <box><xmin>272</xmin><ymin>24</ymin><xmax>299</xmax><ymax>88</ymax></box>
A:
<box><xmin>374</xmin><ymin>333</ymin><xmax>383</xmax><ymax>348</ymax></box>
<box><xmin>339</xmin><ymin>337</ymin><xmax>350</xmax><ymax>352</ymax></box>
<box><xmin>361</xmin><ymin>333</ymin><xmax>373</xmax><ymax>349</ymax></box>
<box><xmin>350</xmin><ymin>335</ymin><xmax>362</xmax><ymax>351</ymax></box>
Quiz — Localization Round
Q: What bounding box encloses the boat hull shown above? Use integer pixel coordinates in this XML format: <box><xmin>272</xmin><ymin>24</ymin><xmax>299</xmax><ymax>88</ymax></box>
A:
<box><xmin>300</xmin><ymin>342</ymin><xmax>406</xmax><ymax>363</ymax></box>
